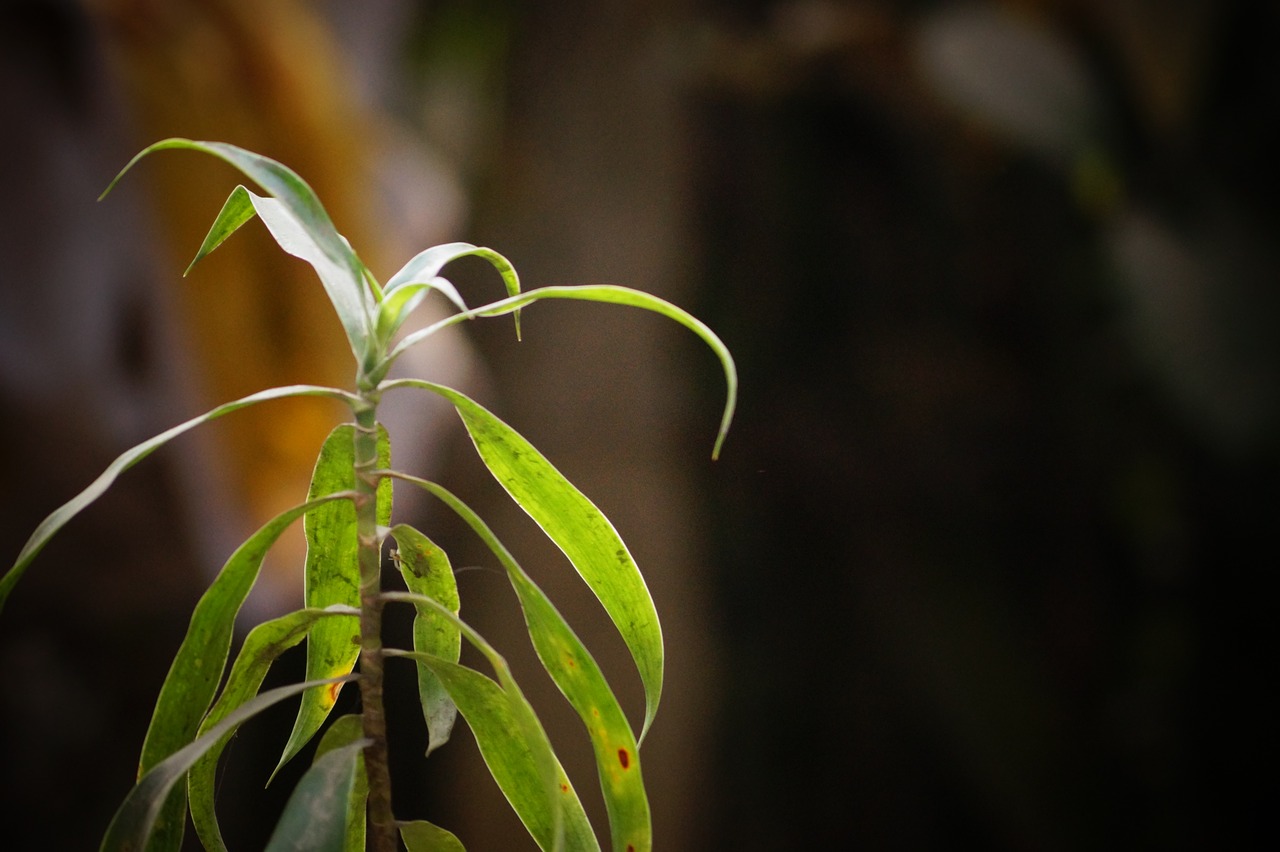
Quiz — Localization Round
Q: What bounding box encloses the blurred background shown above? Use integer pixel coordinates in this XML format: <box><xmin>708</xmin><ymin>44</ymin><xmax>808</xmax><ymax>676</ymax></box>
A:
<box><xmin>1</xmin><ymin>0</ymin><xmax>1276</xmax><ymax>849</ymax></box>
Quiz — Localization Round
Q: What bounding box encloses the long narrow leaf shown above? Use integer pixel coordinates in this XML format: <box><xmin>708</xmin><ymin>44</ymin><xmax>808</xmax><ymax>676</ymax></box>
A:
<box><xmin>189</xmin><ymin>606</ymin><xmax>358</xmax><ymax>852</ymax></box>
<box><xmin>313</xmin><ymin>715</ymin><xmax>370</xmax><ymax>852</ymax></box>
<box><xmin>277</xmin><ymin>424</ymin><xmax>391</xmax><ymax>776</ymax></box>
<box><xmin>389</xmin><ymin>524</ymin><xmax>461</xmax><ymax>755</ymax></box>
<box><xmin>100</xmin><ymin>676</ymin><xmax>355</xmax><ymax>852</ymax></box>
<box><xmin>383</xmin><ymin>592</ymin><xmax>600</xmax><ymax>852</ymax></box>
<box><xmin>1</xmin><ymin>385</ymin><xmax>356</xmax><ymax>614</ymax></box>
<box><xmin>389</xmin><ymin>474</ymin><xmax>650</xmax><ymax>850</ymax></box>
<box><xmin>385</xmin><ymin>284</ymin><xmax>737</xmax><ymax>459</ymax></box>
<box><xmin>265</xmin><ymin>739</ymin><xmax>370</xmax><ymax>852</ymax></box>
<box><xmin>378</xmin><ymin>242</ymin><xmax>521</xmax><ymax>343</ymax></box>
<box><xmin>137</xmin><ymin>496</ymin><xmax>351</xmax><ymax>852</ymax></box>
<box><xmin>383</xmin><ymin>381</ymin><xmax>664</xmax><ymax>741</ymax></box>
<box><xmin>102</xmin><ymin>138</ymin><xmax>374</xmax><ymax>359</ymax></box>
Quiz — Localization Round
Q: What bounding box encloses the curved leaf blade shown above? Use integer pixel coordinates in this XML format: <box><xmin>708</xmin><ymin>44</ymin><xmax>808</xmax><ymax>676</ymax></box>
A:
<box><xmin>100</xmin><ymin>676</ymin><xmax>354</xmax><ymax>852</ymax></box>
<box><xmin>384</xmin><ymin>591</ymin><xmax>600</xmax><ymax>852</ymax></box>
<box><xmin>390</xmin><ymin>649</ymin><xmax>599</xmax><ymax>852</ymax></box>
<box><xmin>1</xmin><ymin>384</ymin><xmax>356</xmax><ymax>614</ymax></box>
<box><xmin>265</xmin><ymin>738</ymin><xmax>370</xmax><ymax>852</ymax></box>
<box><xmin>383</xmin><ymin>242</ymin><xmax>520</xmax><ymax>339</ymax></box>
<box><xmin>389</xmin><ymin>475</ymin><xmax>650</xmax><ymax>849</ymax></box>
<box><xmin>385</xmin><ymin>381</ymin><xmax>664</xmax><ymax>740</ymax></box>
<box><xmin>276</xmin><ymin>424</ymin><xmax>391</xmax><ymax>776</ymax></box>
<box><xmin>313</xmin><ymin>714</ymin><xmax>370</xmax><ymax>852</ymax></box>
<box><xmin>136</xmin><ymin>496</ymin><xmax>351</xmax><ymax>852</ymax></box>
<box><xmin>386</xmin><ymin>284</ymin><xmax>736</xmax><ymax>458</ymax></box>
<box><xmin>102</xmin><ymin>138</ymin><xmax>374</xmax><ymax>359</ymax></box>
<box><xmin>188</xmin><ymin>606</ymin><xmax>357</xmax><ymax>852</ymax></box>
<box><xmin>389</xmin><ymin>524</ymin><xmax>461</xmax><ymax>755</ymax></box>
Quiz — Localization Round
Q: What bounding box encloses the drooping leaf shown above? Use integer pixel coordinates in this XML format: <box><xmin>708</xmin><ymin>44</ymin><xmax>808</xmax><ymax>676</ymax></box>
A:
<box><xmin>377</xmin><ymin>242</ymin><xmax>521</xmax><ymax>343</ymax></box>
<box><xmin>384</xmin><ymin>380</ymin><xmax>664</xmax><ymax>741</ymax></box>
<box><xmin>188</xmin><ymin>606</ymin><xmax>357</xmax><ymax>852</ymax></box>
<box><xmin>136</xmin><ymin>496</ymin><xmax>351</xmax><ymax>852</ymax></box>
<box><xmin>101</xmin><ymin>138</ymin><xmax>375</xmax><ymax>361</ymax></box>
<box><xmin>0</xmin><ymin>385</ymin><xmax>356</xmax><ymax>614</ymax></box>
<box><xmin>100</xmin><ymin>676</ymin><xmax>354</xmax><ymax>852</ymax></box>
<box><xmin>184</xmin><ymin>184</ymin><xmax>258</xmax><ymax>276</ymax></box>
<box><xmin>313</xmin><ymin>715</ymin><xmax>370</xmax><ymax>852</ymax></box>
<box><xmin>383</xmin><ymin>592</ymin><xmax>600</xmax><ymax>852</ymax></box>
<box><xmin>386</xmin><ymin>284</ymin><xmax>736</xmax><ymax>459</ymax></box>
<box><xmin>264</xmin><ymin>738</ymin><xmax>370</xmax><ymax>852</ymax></box>
<box><xmin>399</xmin><ymin>819</ymin><xmax>466</xmax><ymax>852</ymax></box>
<box><xmin>390</xmin><ymin>475</ymin><xmax>650</xmax><ymax>850</ymax></box>
<box><xmin>389</xmin><ymin>524</ymin><xmax>461</xmax><ymax>755</ymax></box>
<box><xmin>276</xmin><ymin>423</ymin><xmax>391</xmax><ymax>776</ymax></box>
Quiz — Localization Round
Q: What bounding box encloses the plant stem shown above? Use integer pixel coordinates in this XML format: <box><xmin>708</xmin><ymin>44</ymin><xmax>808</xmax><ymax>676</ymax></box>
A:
<box><xmin>353</xmin><ymin>398</ymin><xmax>397</xmax><ymax>852</ymax></box>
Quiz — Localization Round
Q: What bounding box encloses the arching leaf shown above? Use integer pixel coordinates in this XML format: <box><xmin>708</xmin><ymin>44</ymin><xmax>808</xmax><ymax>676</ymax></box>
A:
<box><xmin>135</xmin><ymin>496</ymin><xmax>352</xmax><ymax>852</ymax></box>
<box><xmin>384</xmin><ymin>592</ymin><xmax>600</xmax><ymax>852</ymax></box>
<box><xmin>390</xmin><ymin>475</ymin><xmax>650</xmax><ymax>849</ymax></box>
<box><xmin>265</xmin><ymin>737</ymin><xmax>370</xmax><ymax>852</ymax></box>
<box><xmin>188</xmin><ymin>606</ymin><xmax>358</xmax><ymax>852</ymax></box>
<box><xmin>384</xmin><ymin>381</ymin><xmax>664</xmax><ymax>741</ymax></box>
<box><xmin>102</xmin><ymin>138</ymin><xmax>375</xmax><ymax>361</ymax></box>
<box><xmin>0</xmin><ymin>385</ymin><xmax>356</xmax><ymax>614</ymax></box>
<box><xmin>100</xmin><ymin>677</ymin><xmax>354</xmax><ymax>852</ymax></box>
<box><xmin>386</xmin><ymin>284</ymin><xmax>736</xmax><ymax>459</ymax></box>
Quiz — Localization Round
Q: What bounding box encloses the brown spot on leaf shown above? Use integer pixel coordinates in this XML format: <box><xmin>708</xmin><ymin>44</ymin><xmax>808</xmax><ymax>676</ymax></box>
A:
<box><xmin>618</xmin><ymin>748</ymin><xmax>630</xmax><ymax>769</ymax></box>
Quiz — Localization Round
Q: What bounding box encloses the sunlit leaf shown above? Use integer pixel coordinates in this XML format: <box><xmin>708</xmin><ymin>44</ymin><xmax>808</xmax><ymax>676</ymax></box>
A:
<box><xmin>0</xmin><ymin>385</ymin><xmax>356</xmax><ymax>614</ymax></box>
<box><xmin>383</xmin><ymin>380</ymin><xmax>664</xmax><ymax>740</ymax></box>
<box><xmin>388</xmin><ymin>475</ymin><xmax>650</xmax><ymax>849</ymax></box>
<box><xmin>188</xmin><ymin>606</ymin><xmax>357</xmax><ymax>852</ymax></box>
<box><xmin>100</xmin><ymin>677</ymin><xmax>354</xmax><ymax>852</ymax></box>
<box><xmin>389</xmin><ymin>524</ymin><xmax>461</xmax><ymax>755</ymax></box>
<box><xmin>277</xmin><ymin>424</ymin><xmax>391</xmax><ymax>776</ymax></box>
<box><xmin>265</xmin><ymin>738</ymin><xmax>370</xmax><ymax>852</ymax></box>
<box><xmin>399</xmin><ymin>819</ymin><xmax>466</xmax><ymax>852</ymax></box>
<box><xmin>386</xmin><ymin>284</ymin><xmax>736</xmax><ymax>459</ymax></box>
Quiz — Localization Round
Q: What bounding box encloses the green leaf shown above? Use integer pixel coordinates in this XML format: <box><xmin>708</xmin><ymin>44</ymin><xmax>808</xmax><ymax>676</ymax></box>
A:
<box><xmin>136</xmin><ymin>496</ymin><xmax>351</xmax><ymax>852</ymax></box>
<box><xmin>379</xmin><ymin>242</ymin><xmax>520</xmax><ymax>339</ymax></box>
<box><xmin>390</xmin><ymin>648</ymin><xmax>599</xmax><ymax>852</ymax></box>
<box><xmin>400</xmin><ymin>820</ymin><xmax>466</xmax><ymax>852</ymax></box>
<box><xmin>265</xmin><ymin>738</ymin><xmax>370</xmax><ymax>852</ymax></box>
<box><xmin>100</xmin><ymin>676</ymin><xmax>354</xmax><ymax>852</ymax></box>
<box><xmin>384</xmin><ymin>591</ymin><xmax>600</xmax><ymax>851</ymax></box>
<box><xmin>184</xmin><ymin>184</ymin><xmax>257</xmax><ymax>276</ymax></box>
<box><xmin>389</xmin><ymin>524</ymin><xmax>461</xmax><ymax>755</ymax></box>
<box><xmin>101</xmin><ymin>138</ymin><xmax>375</xmax><ymax>361</ymax></box>
<box><xmin>188</xmin><ymin>607</ymin><xmax>357</xmax><ymax>852</ymax></box>
<box><xmin>276</xmin><ymin>424</ymin><xmax>391</xmax><ymax>776</ymax></box>
<box><xmin>314</xmin><ymin>715</ymin><xmax>370</xmax><ymax>852</ymax></box>
<box><xmin>386</xmin><ymin>284</ymin><xmax>736</xmax><ymax>459</ymax></box>
<box><xmin>383</xmin><ymin>381</ymin><xmax>665</xmax><ymax>741</ymax></box>
<box><xmin>389</xmin><ymin>476</ymin><xmax>650</xmax><ymax>850</ymax></box>
<box><xmin>0</xmin><ymin>385</ymin><xmax>356</xmax><ymax>615</ymax></box>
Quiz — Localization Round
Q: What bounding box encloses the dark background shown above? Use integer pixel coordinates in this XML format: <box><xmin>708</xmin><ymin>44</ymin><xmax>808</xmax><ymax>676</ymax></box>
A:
<box><xmin>2</xmin><ymin>1</ymin><xmax>1276</xmax><ymax>849</ymax></box>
